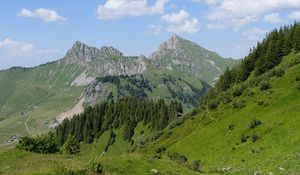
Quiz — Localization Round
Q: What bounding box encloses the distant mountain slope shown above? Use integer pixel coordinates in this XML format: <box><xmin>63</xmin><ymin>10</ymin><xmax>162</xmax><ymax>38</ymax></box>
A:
<box><xmin>151</xmin><ymin>35</ymin><xmax>237</xmax><ymax>85</ymax></box>
<box><xmin>0</xmin><ymin>35</ymin><xmax>235</xmax><ymax>147</ymax></box>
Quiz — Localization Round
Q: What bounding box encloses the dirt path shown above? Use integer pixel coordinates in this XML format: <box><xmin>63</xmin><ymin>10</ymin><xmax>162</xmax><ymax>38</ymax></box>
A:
<box><xmin>57</xmin><ymin>96</ymin><xmax>85</xmax><ymax>123</ymax></box>
<box><xmin>25</xmin><ymin>117</ymin><xmax>29</xmax><ymax>133</ymax></box>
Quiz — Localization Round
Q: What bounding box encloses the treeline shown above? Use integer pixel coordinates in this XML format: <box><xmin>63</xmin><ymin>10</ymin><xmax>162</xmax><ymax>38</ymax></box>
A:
<box><xmin>17</xmin><ymin>96</ymin><xmax>183</xmax><ymax>154</ymax></box>
<box><xmin>203</xmin><ymin>23</ymin><xmax>300</xmax><ymax>104</ymax></box>
<box><xmin>56</xmin><ymin>96</ymin><xmax>183</xmax><ymax>145</ymax></box>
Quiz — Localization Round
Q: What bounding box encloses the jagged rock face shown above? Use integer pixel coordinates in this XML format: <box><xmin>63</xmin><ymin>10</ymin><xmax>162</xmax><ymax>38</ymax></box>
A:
<box><xmin>87</xmin><ymin>56</ymin><xmax>148</xmax><ymax>77</ymax></box>
<box><xmin>152</xmin><ymin>35</ymin><xmax>181</xmax><ymax>60</ymax></box>
<box><xmin>66</xmin><ymin>41</ymin><xmax>101</xmax><ymax>63</ymax></box>
<box><xmin>64</xmin><ymin>41</ymin><xmax>148</xmax><ymax>84</ymax></box>
<box><xmin>100</xmin><ymin>46</ymin><xmax>123</xmax><ymax>56</ymax></box>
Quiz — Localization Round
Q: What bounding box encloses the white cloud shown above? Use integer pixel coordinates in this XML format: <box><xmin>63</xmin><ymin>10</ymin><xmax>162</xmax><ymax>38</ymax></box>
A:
<box><xmin>18</xmin><ymin>8</ymin><xmax>66</xmax><ymax>22</ymax></box>
<box><xmin>242</xmin><ymin>28</ymin><xmax>268</xmax><ymax>40</ymax></box>
<box><xmin>161</xmin><ymin>10</ymin><xmax>189</xmax><ymax>24</ymax></box>
<box><xmin>96</xmin><ymin>0</ymin><xmax>169</xmax><ymax>20</ymax></box>
<box><xmin>0</xmin><ymin>38</ymin><xmax>61</xmax><ymax>70</ymax></box>
<box><xmin>0</xmin><ymin>38</ymin><xmax>59</xmax><ymax>55</ymax></box>
<box><xmin>190</xmin><ymin>0</ymin><xmax>222</xmax><ymax>5</ymax></box>
<box><xmin>288</xmin><ymin>11</ymin><xmax>300</xmax><ymax>20</ymax></box>
<box><xmin>264</xmin><ymin>13</ymin><xmax>283</xmax><ymax>24</ymax></box>
<box><xmin>166</xmin><ymin>19</ymin><xmax>199</xmax><ymax>34</ymax></box>
<box><xmin>206</xmin><ymin>22</ymin><xmax>228</xmax><ymax>29</ymax></box>
<box><xmin>0</xmin><ymin>38</ymin><xmax>35</xmax><ymax>52</ymax></box>
<box><xmin>161</xmin><ymin>10</ymin><xmax>199</xmax><ymax>34</ymax></box>
<box><xmin>148</xmin><ymin>24</ymin><xmax>162</xmax><ymax>35</ymax></box>
<box><xmin>204</xmin><ymin>0</ymin><xmax>300</xmax><ymax>29</ymax></box>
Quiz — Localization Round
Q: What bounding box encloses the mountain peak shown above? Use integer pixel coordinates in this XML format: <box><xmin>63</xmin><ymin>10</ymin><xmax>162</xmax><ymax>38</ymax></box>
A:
<box><xmin>100</xmin><ymin>46</ymin><xmax>123</xmax><ymax>57</ymax></box>
<box><xmin>65</xmin><ymin>41</ymin><xmax>100</xmax><ymax>62</ymax></box>
<box><xmin>166</xmin><ymin>34</ymin><xmax>182</xmax><ymax>49</ymax></box>
<box><xmin>170</xmin><ymin>34</ymin><xmax>181</xmax><ymax>40</ymax></box>
<box><xmin>150</xmin><ymin>35</ymin><xmax>184</xmax><ymax>61</ymax></box>
<box><xmin>72</xmin><ymin>41</ymin><xmax>85</xmax><ymax>49</ymax></box>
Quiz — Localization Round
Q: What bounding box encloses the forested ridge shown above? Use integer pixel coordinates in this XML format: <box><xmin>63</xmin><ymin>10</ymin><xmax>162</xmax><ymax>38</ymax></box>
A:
<box><xmin>17</xmin><ymin>96</ymin><xmax>183</xmax><ymax>154</ymax></box>
<box><xmin>203</xmin><ymin>23</ymin><xmax>300</xmax><ymax>107</ymax></box>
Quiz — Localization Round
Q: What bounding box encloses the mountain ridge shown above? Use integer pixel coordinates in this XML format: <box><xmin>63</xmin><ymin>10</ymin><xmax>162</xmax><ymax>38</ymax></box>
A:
<box><xmin>0</xmin><ymin>35</ymin><xmax>236</xmax><ymax>148</ymax></box>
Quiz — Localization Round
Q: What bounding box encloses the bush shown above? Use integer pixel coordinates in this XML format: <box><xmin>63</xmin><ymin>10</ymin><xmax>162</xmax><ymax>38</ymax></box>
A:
<box><xmin>233</xmin><ymin>85</ymin><xmax>243</xmax><ymax>97</ymax></box>
<box><xmin>208</xmin><ymin>100</ymin><xmax>219</xmax><ymax>110</ymax></box>
<box><xmin>240</xmin><ymin>133</ymin><xmax>248</xmax><ymax>143</ymax></box>
<box><xmin>252</xmin><ymin>134</ymin><xmax>261</xmax><ymax>142</ymax></box>
<box><xmin>228</xmin><ymin>124</ymin><xmax>235</xmax><ymax>130</ymax></box>
<box><xmin>260</xmin><ymin>80</ymin><xmax>270</xmax><ymax>90</ymax></box>
<box><xmin>155</xmin><ymin>146</ymin><xmax>166</xmax><ymax>154</ymax></box>
<box><xmin>232</xmin><ymin>99</ymin><xmax>245</xmax><ymax>108</ymax></box>
<box><xmin>272</xmin><ymin>68</ymin><xmax>285</xmax><ymax>77</ymax></box>
<box><xmin>220</xmin><ymin>92</ymin><xmax>232</xmax><ymax>104</ymax></box>
<box><xmin>168</xmin><ymin>118</ymin><xmax>184</xmax><ymax>129</ymax></box>
<box><xmin>16</xmin><ymin>132</ymin><xmax>59</xmax><ymax>154</ymax></box>
<box><xmin>190</xmin><ymin>160</ymin><xmax>201</xmax><ymax>172</ymax></box>
<box><xmin>167</xmin><ymin>152</ymin><xmax>188</xmax><ymax>164</ymax></box>
<box><xmin>88</xmin><ymin>160</ymin><xmax>104</xmax><ymax>174</ymax></box>
<box><xmin>297</xmin><ymin>81</ymin><xmax>300</xmax><ymax>90</ymax></box>
<box><xmin>249</xmin><ymin>118</ymin><xmax>262</xmax><ymax>129</ymax></box>
<box><xmin>295</xmin><ymin>76</ymin><xmax>300</xmax><ymax>81</ymax></box>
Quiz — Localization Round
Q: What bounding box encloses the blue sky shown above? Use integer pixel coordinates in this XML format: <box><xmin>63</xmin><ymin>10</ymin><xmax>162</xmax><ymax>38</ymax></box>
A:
<box><xmin>0</xmin><ymin>0</ymin><xmax>300</xmax><ymax>70</ymax></box>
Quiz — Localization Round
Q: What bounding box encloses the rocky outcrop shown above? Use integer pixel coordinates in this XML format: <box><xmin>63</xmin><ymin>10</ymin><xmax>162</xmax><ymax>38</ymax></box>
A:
<box><xmin>66</xmin><ymin>41</ymin><xmax>101</xmax><ymax>63</ymax></box>
<box><xmin>151</xmin><ymin>35</ymin><xmax>181</xmax><ymax>61</ymax></box>
<box><xmin>100</xmin><ymin>46</ymin><xmax>123</xmax><ymax>56</ymax></box>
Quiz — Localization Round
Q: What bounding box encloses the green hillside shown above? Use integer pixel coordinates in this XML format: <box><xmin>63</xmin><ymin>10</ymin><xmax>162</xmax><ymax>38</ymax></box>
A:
<box><xmin>0</xmin><ymin>60</ymin><xmax>84</xmax><ymax>145</ymax></box>
<box><xmin>0</xmin><ymin>36</ymin><xmax>235</xmax><ymax>147</ymax></box>
<box><xmin>150</xmin><ymin>52</ymin><xmax>300</xmax><ymax>174</ymax></box>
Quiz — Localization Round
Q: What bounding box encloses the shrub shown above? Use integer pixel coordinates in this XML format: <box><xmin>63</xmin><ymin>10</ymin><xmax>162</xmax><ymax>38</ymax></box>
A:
<box><xmin>245</xmin><ymin>89</ymin><xmax>255</xmax><ymax>97</ymax></box>
<box><xmin>249</xmin><ymin>118</ymin><xmax>262</xmax><ymax>129</ymax></box>
<box><xmin>297</xmin><ymin>81</ymin><xmax>300</xmax><ymax>90</ymax></box>
<box><xmin>155</xmin><ymin>146</ymin><xmax>166</xmax><ymax>154</ymax></box>
<box><xmin>233</xmin><ymin>85</ymin><xmax>243</xmax><ymax>97</ymax></box>
<box><xmin>16</xmin><ymin>132</ymin><xmax>59</xmax><ymax>154</ymax></box>
<box><xmin>260</xmin><ymin>80</ymin><xmax>270</xmax><ymax>90</ymax></box>
<box><xmin>232</xmin><ymin>99</ymin><xmax>246</xmax><ymax>108</ymax></box>
<box><xmin>220</xmin><ymin>92</ymin><xmax>232</xmax><ymax>104</ymax></box>
<box><xmin>88</xmin><ymin>160</ymin><xmax>104</xmax><ymax>174</ymax></box>
<box><xmin>240</xmin><ymin>133</ymin><xmax>248</xmax><ymax>143</ymax></box>
<box><xmin>208</xmin><ymin>100</ymin><xmax>219</xmax><ymax>109</ymax></box>
<box><xmin>295</xmin><ymin>76</ymin><xmax>300</xmax><ymax>81</ymax></box>
<box><xmin>252</xmin><ymin>134</ymin><xmax>261</xmax><ymax>142</ymax></box>
<box><xmin>167</xmin><ymin>152</ymin><xmax>188</xmax><ymax>164</ymax></box>
<box><xmin>169</xmin><ymin>118</ymin><xmax>184</xmax><ymax>129</ymax></box>
<box><xmin>228</xmin><ymin>124</ymin><xmax>235</xmax><ymax>130</ymax></box>
<box><xmin>190</xmin><ymin>160</ymin><xmax>201</xmax><ymax>172</ymax></box>
<box><xmin>273</xmin><ymin>68</ymin><xmax>285</xmax><ymax>77</ymax></box>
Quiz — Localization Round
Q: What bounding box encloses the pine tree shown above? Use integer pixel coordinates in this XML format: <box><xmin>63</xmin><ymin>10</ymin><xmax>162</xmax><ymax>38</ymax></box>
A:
<box><xmin>294</xmin><ymin>25</ymin><xmax>300</xmax><ymax>52</ymax></box>
<box><xmin>61</xmin><ymin>134</ymin><xmax>80</xmax><ymax>155</ymax></box>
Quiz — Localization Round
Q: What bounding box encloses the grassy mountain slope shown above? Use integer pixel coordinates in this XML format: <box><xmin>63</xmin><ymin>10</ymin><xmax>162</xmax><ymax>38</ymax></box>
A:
<box><xmin>0</xmin><ymin>60</ymin><xmax>84</xmax><ymax>145</ymax></box>
<box><xmin>144</xmin><ymin>52</ymin><xmax>300</xmax><ymax>174</ymax></box>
